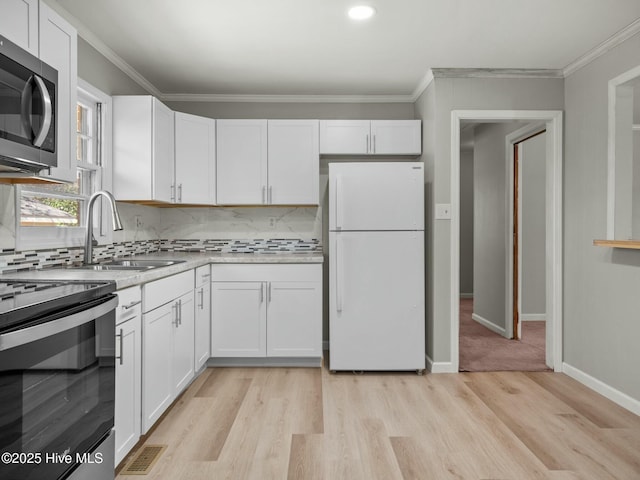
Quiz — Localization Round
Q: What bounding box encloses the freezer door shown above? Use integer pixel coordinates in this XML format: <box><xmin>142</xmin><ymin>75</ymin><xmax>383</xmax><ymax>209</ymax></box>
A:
<box><xmin>329</xmin><ymin>162</ymin><xmax>424</xmax><ymax>231</ymax></box>
<box><xmin>329</xmin><ymin>231</ymin><xmax>425</xmax><ymax>371</ymax></box>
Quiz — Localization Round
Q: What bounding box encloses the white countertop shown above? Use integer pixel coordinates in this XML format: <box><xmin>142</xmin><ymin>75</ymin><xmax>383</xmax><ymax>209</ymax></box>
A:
<box><xmin>0</xmin><ymin>251</ymin><xmax>324</xmax><ymax>289</ymax></box>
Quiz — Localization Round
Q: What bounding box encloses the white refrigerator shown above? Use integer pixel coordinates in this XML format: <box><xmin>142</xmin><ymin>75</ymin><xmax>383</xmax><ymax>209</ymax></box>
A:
<box><xmin>329</xmin><ymin>162</ymin><xmax>425</xmax><ymax>372</ymax></box>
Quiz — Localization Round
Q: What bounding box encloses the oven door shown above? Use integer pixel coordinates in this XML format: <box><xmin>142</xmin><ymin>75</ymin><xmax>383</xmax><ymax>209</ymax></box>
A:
<box><xmin>0</xmin><ymin>295</ymin><xmax>117</xmax><ymax>480</ymax></box>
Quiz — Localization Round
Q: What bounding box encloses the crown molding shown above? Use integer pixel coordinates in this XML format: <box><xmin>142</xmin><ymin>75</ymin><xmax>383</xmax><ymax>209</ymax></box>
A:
<box><xmin>410</xmin><ymin>69</ymin><xmax>435</xmax><ymax>102</ymax></box>
<box><xmin>431</xmin><ymin>68</ymin><xmax>564</xmax><ymax>78</ymax></box>
<box><xmin>563</xmin><ymin>17</ymin><xmax>640</xmax><ymax>77</ymax></box>
<box><xmin>161</xmin><ymin>93</ymin><xmax>415</xmax><ymax>104</ymax></box>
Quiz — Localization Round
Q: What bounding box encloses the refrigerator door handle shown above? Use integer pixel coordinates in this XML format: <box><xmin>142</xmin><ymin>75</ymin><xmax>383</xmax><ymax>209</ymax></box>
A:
<box><xmin>335</xmin><ymin>174</ymin><xmax>343</xmax><ymax>230</ymax></box>
<box><xmin>336</xmin><ymin>234</ymin><xmax>343</xmax><ymax>313</ymax></box>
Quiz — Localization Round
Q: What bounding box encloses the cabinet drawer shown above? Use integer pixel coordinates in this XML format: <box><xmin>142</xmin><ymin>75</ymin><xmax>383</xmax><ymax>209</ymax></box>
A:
<box><xmin>115</xmin><ymin>286</ymin><xmax>142</xmax><ymax>326</ymax></box>
<box><xmin>195</xmin><ymin>264</ymin><xmax>211</xmax><ymax>288</ymax></box>
<box><xmin>211</xmin><ymin>264</ymin><xmax>321</xmax><ymax>282</ymax></box>
<box><xmin>144</xmin><ymin>270</ymin><xmax>194</xmax><ymax>313</ymax></box>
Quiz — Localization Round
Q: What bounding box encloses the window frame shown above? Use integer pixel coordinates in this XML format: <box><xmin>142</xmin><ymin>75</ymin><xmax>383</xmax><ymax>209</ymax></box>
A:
<box><xmin>16</xmin><ymin>79</ymin><xmax>113</xmax><ymax>250</ymax></box>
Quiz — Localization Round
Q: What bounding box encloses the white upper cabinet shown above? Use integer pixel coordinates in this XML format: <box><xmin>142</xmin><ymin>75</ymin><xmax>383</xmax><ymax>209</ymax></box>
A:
<box><xmin>113</xmin><ymin>96</ymin><xmax>175</xmax><ymax>203</ymax></box>
<box><xmin>319</xmin><ymin>120</ymin><xmax>370</xmax><ymax>154</ymax></box>
<box><xmin>216</xmin><ymin>119</ymin><xmax>319</xmax><ymax>205</ymax></box>
<box><xmin>216</xmin><ymin>119</ymin><xmax>268</xmax><ymax>205</ymax></box>
<box><xmin>174</xmin><ymin>112</ymin><xmax>216</xmax><ymax>204</ymax></box>
<box><xmin>320</xmin><ymin>119</ymin><xmax>421</xmax><ymax>155</ymax></box>
<box><xmin>0</xmin><ymin>0</ymin><xmax>39</xmax><ymax>55</ymax></box>
<box><xmin>267</xmin><ymin>120</ymin><xmax>319</xmax><ymax>205</ymax></box>
<box><xmin>37</xmin><ymin>2</ymin><xmax>77</xmax><ymax>182</ymax></box>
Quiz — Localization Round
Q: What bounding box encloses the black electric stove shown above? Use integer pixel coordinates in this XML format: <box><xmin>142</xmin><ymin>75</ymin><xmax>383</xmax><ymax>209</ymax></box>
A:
<box><xmin>0</xmin><ymin>279</ymin><xmax>116</xmax><ymax>333</ymax></box>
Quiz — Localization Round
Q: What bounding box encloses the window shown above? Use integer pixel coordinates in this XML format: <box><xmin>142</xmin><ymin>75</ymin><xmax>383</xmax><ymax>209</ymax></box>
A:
<box><xmin>17</xmin><ymin>80</ymin><xmax>112</xmax><ymax>249</ymax></box>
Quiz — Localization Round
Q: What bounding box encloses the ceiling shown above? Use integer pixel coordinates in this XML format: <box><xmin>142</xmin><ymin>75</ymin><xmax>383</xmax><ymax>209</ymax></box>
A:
<box><xmin>53</xmin><ymin>0</ymin><xmax>640</xmax><ymax>100</ymax></box>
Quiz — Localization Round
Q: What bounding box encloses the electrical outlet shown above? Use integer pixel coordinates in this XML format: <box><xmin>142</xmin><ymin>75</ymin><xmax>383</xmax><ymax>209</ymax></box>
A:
<box><xmin>268</xmin><ymin>217</ymin><xmax>277</xmax><ymax>228</ymax></box>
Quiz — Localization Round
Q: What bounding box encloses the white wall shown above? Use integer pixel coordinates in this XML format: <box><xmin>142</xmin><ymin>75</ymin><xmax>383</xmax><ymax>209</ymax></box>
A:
<box><xmin>520</xmin><ymin>132</ymin><xmax>546</xmax><ymax>316</ymax></box>
<box><xmin>564</xmin><ymin>32</ymin><xmax>640</xmax><ymax>402</ymax></box>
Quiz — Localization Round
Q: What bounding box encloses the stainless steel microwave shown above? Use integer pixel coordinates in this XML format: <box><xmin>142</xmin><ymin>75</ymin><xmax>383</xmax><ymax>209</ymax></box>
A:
<box><xmin>0</xmin><ymin>34</ymin><xmax>57</xmax><ymax>175</ymax></box>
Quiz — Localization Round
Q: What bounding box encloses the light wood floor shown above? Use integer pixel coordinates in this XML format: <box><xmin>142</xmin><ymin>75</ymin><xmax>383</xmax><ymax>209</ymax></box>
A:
<box><xmin>117</xmin><ymin>365</ymin><xmax>640</xmax><ymax>480</ymax></box>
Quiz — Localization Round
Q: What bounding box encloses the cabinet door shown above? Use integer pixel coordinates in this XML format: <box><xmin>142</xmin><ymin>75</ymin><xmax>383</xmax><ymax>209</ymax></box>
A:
<box><xmin>211</xmin><ymin>282</ymin><xmax>266</xmax><ymax>357</ymax></box>
<box><xmin>175</xmin><ymin>112</ymin><xmax>216</xmax><ymax>204</ymax></box>
<box><xmin>216</xmin><ymin>120</ymin><xmax>268</xmax><ymax>205</ymax></box>
<box><xmin>38</xmin><ymin>2</ymin><xmax>77</xmax><ymax>182</ymax></box>
<box><xmin>268</xmin><ymin>120</ymin><xmax>319</xmax><ymax>205</ymax></box>
<box><xmin>0</xmin><ymin>0</ymin><xmax>38</xmax><ymax>55</ymax></box>
<box><xmin>172</xmin><ymin>292</ymin><xmax>195</xmax><ymax>394</ymax></box>
<box><xmin>115</xmin><ymin>315</ymin><xmax>141</xmax><ymax>466</ymax></box>
<box><xmin>266</xmin><ymin>281</ymin><xmax>322</xmax><ymax>357</ymax></box>
<box><xmin>319</xmin><ymin>120</ymin><xmax>370</xmax><ymax>154</ymax></box>
<box><xmin>142</xmin><ymin>303</ymin><xmax>174</xmax><ymax>433</ymax></box>
<box><xmin>370</xmin><ymin>120</ymin><xmax>421</xmax><ymax>155</ymax></box>
<box><xmin>194</xmin><ymin>281</ymin><xmax>211</xmax><ymax>371</ymax></box>
<box><xmin>152</xmin><ymin>99</ymin><xmax>175</xmax><ymax>203</ymax></box>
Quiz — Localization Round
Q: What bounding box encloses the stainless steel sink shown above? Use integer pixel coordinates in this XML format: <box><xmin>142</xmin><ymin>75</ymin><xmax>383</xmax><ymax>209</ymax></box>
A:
<box><xmin>103</xmin><ymin>259</ymin><xmax>186</xmax><ymax>267</ymax></box>
<box><xmin>69</xmin><ymin>259</ymin><xmax>186</xmax><ymax>271</ymax></box>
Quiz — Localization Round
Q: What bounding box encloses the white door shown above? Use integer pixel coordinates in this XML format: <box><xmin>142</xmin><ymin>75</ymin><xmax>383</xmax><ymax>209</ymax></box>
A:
<box><xmin>211</xmin><ymin>282</ymin><xmax>266</xmax><ymax>357</ymax></box>
<box><xmin>216</xmin><ymin>119</ymin><xmax>268</xmax><ymax>205</ymax></box>
<box><xmin>329</xmin><ymin>231</ymin><xmax>425</xmax><ymax>371</ymax></box>
<box><xmin>329</xmin><ymin>162</ymin><xmax>424</xmax><ymax>231</ymax></box>
<box><xmin>38</xmin><ymin>3</ymin><xmax>77</xmax><ymax>182</ymax></box>
<box><xmin>266</xmin><ymin>281</ymin><xmax>322</xmax><ymax>357</ymax></box>
<box><xmin>194</xmin><ymin>281</ymin><xmax>211</xmax><ymax>370</ymax></box>
<box><xmin>320</xmin><ymin>120</ymin><xmax>370</xmax><ymax>154</ymax></box>
<box><xmin>142</xmin><ymin>303</ymin><xmax>174</xmax><ymax>433</ymax></box>
<box><xmin>0</xmin><ymin>0</ymin><xmax>38</xmax><ymax>55</ymax></box>
<box><xmin>172</xmin><ymin>292</ymin><xmax>195</xmax><ymax>394</ymax></box>
<box><xmin>175</xmin><ymin>112</ymin><xmax>216</xmax><ymax>204</ymax></box>
<box><xmin>152</xmin><ymin>99</ymin><xmax>175</xmax><ymax>203</ymax></box>
<box><xmin>370</xmin><ymin>120</ymin><xmax>421</xmax><ymax>155</ymax></box>
<box><xmin>115</xmin><ymin>315</ymin><xmax>141</xmax><ymax>465</ymax></box>
<box><xmin>268</xmin><ymin>120</ymin><xmax>319</xmax><ymax>205</ymax></box>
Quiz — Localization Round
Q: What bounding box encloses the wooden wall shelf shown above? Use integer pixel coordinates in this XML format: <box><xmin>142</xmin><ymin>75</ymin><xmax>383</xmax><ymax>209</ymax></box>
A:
<box><xmin>593</xmin><ymin>239</ymin><xmax>640</xmax><ymax>249</ymax></box>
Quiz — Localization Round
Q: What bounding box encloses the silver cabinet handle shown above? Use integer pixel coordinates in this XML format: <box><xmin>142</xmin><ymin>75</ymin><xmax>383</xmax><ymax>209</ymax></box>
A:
<box><xmin>366</xmin><ymin>134</ymin><xmax>369</xmax><ymax>153</ymax></box>
<box><xmin>172</xmin><ymin>302</ymin><xmax>179</xmax><ymax>327</ymax></box>
<box><xmin>259</xmin><ymin>283</ymin><xmax>264</xmax><ymax>303</ymax></box>
<box><xmin>178</xmin><ymin>183</ymin><xmax>183</xmax><ymax>202</ymax></box>
<box><xmin>373</xmin><ymin>134</ymin><xmax>376</xmax><ymax>154</ymax></box>
<box><xmin>178</xmin><ymin>299</ymin><xmax>182</xmax><ymax>325</ymax></box>
<box><xmin>267</xmin><ymin>282</ymin><xmax>271</xmax><ymax>304</ymax></box>
<box><xmin>262</xmin><ymin>186</ymin><xmax>266</xmax><ymax>204</ymax></box>
<box><xmin>335</xmin><ymin>174</ymin><xmax>343</xmax><ymax>230</ymax></box>
<box><xmin>171</xmin><ymin>184</ymin><xmax>176</xmax><ymax>202</ymax></box>
<box><xmin>201</xmin><ymin>273</ymin><xmax>211</xmax><ymax>282</ymax></box>
<box><xmin>115</xmin><ymin>328</ymin><xmax>124</xmax><ymax>365</ymax></box>
<box><xmin>122</xmin><ymin>300</ymin><xmax>141</xmax><ymax>310</ymax></box>
<box><xmin>336</xmin><ymin>234</ymin><xmax>343</xmax><ymax>313</ymax></box>
<box><xmin>198</xmin><ymin>287</ymin><xmax>204</xmax><ymax>309</ymax></box>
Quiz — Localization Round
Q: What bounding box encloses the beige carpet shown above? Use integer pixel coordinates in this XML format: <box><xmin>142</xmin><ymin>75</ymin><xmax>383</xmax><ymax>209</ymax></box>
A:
<box><xmin>459</xmin><ymin>298</ymin><xmax>551</xmax><ymax>372</ymax></box>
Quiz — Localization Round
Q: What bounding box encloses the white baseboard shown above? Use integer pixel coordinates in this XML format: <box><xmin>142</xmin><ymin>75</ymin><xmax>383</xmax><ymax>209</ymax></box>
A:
<box><xmin>563</xmin><ymin>362</ymin><xmax>640</xmax><ymax>416</ymax></box>
<box><xmin>460</xmin><ymin>293</ymin><xmax>474</xmax><ymax>299</ymax></box>
<box><xmin>426</xmin><ymin>355</ymin><xmax>457</xmax><ymax>373</ymax></box>
<box><xmin>472</xmin><ymin>313</ymin><xmax>507</xmax><ymax>337</ymax></box>
<box><xmin>521</xmin><ymin>314</ymin><xmax>546</xmax><ymax>321</ymax></box>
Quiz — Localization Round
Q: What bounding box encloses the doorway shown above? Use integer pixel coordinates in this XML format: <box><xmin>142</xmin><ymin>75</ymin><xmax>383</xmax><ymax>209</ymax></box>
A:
<box><xmin>450</xmin><ymin>110</ymin><xmax>563</xmax><ymax>373</ymax></box>
<box><xmin>458</xmin><ymin>122</ymin><xmax>549</xmax><ymax>372</ymax></box>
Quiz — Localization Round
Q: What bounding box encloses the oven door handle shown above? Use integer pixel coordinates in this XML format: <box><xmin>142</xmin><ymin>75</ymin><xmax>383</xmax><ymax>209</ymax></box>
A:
<box><xmin>0</xmin><ymin>296</ymin><xmax>118</xmax><ymax>351</ymax></box>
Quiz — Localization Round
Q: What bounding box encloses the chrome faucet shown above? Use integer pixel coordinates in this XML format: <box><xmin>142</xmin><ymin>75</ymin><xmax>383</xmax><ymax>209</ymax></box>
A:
<box><xmin>84</xmin><ymin>190</ymin><xmax>123</xmax><ymax>265</ymax></box>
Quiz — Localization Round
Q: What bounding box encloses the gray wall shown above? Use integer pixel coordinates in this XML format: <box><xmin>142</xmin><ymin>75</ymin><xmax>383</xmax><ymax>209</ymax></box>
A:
<box><xmin>415</xmin><ymin>75</ymin><xmax>564</xmax><ymax>364</ymax></box>
<box><xmin>472</xmin><ymin>122</ymin><xmax>522</xmax><ymax>330</ymax></box>
<box><xmin>564</xmin><ymin>32</ymin><xmax>640</xmax><ymax>401</ymax></box>
<box><xmin>520</xmin><ymin>132</ymin><xmax>546</xmax><ymax>316</ymax></box>
<box><xmin>459</xmin><ymin>143</ymin><xmax>474</xmax><ymax>296</ymax></box>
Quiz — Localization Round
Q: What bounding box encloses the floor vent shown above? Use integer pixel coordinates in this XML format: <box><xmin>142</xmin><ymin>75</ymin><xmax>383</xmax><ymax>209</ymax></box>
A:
<box><xmin>121</xmin><ymin>444</ymin><xmax>167</xmax><ymax>475</ymax></box>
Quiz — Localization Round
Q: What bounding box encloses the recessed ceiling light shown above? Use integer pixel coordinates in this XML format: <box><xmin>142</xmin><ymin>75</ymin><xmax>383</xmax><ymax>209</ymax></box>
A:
<box><xmin>348</xmin><ymin>5</ymin><xmax>376</xmax><ymax>20</ymax></box>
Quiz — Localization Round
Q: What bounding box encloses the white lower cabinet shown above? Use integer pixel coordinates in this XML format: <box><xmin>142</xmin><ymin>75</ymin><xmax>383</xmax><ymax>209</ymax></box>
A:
<box><xmin>114</xmin><ymin>286</ymin><xmax>142</xmax><ymax>466</ymax></box>
<box><xmin>194</xmin><ymin>265</ymin><xmax>211</xmax><ymax>370</ymax></box>
<box><xmin>142</xmin><ymin>270</ymin><xmax>195</xmax><ymax>433</ymax></box>
<box><xmin>211</xmin><ymin>264</ymin><xmax>322</xmax><ymax>359</ymax></box>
